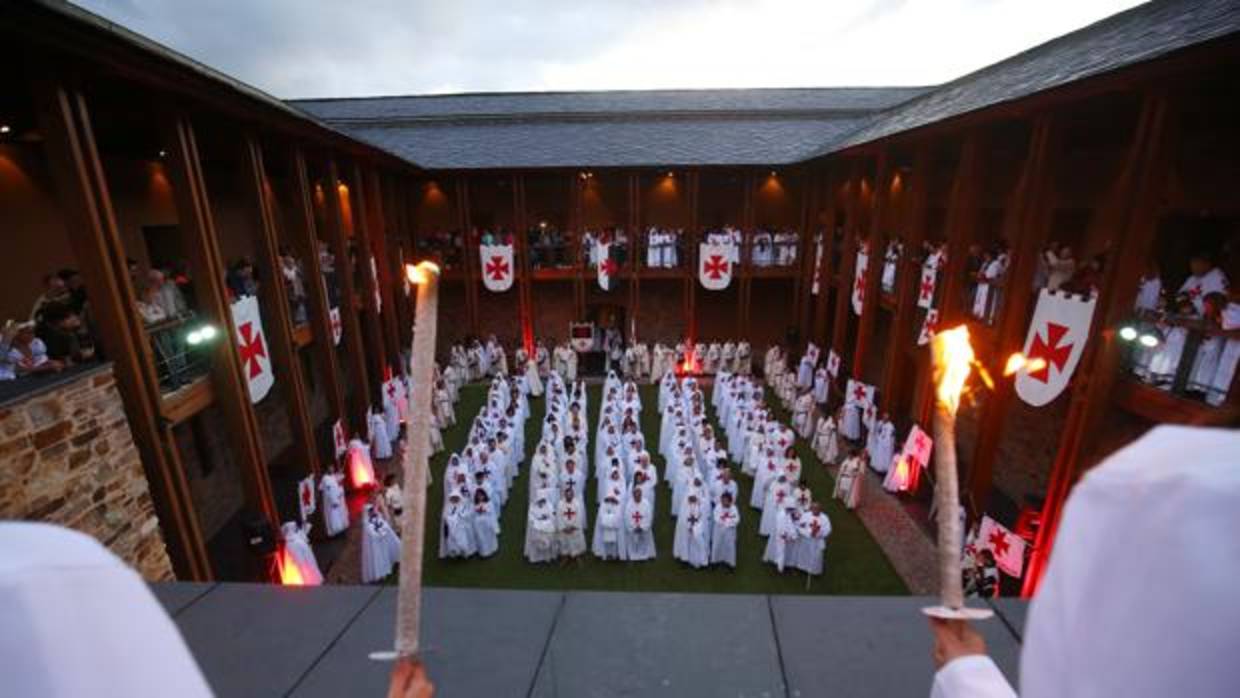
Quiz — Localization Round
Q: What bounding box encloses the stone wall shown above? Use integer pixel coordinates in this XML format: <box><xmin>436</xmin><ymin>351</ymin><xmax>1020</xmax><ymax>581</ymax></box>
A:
<box><xmin>0</xmin><ymin>365</ymin><xmax>174</xmax><ymax>580</ymax></box>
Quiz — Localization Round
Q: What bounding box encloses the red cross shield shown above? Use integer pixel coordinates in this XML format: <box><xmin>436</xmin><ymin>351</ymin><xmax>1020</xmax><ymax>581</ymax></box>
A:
<box><xmin>851</xmin><ymin>249</ymin><xmax>869</xmax><ymax>316</ymax></box>
<box><xmin>479</xmin><ymin>244</ymin><xmax>514</xmax><ymax>292</ymax></box>
<box><xmin>698</xmin><ymin>243</ymin><xmax>733</xmax><ymax>291</ymax></box>
<box><xmin>230</xmin><ymin>295</ymin><xmax>274</xmax><ymax>403</ymax></box>
<box><xmin>1014</xmin><ymin>289</ymin><xmax>1097</xmax><ymax>407</ymax></box>
<box><xmin>298</xmin><ymin>476</ymin><xmax>317</xmax><ymax>520</ymax></box>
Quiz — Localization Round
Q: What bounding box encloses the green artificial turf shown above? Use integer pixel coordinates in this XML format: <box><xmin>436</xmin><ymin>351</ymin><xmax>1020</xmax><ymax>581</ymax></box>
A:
<box><xmin>413</xmin><ymin>381</ymin><xmax>907</xmax><ymax>595</ymax></box>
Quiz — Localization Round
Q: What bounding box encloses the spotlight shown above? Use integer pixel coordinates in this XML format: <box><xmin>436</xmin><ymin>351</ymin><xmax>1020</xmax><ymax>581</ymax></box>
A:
<box><xmin>158</xmin><ymin>149</ymin><xmax>167</xmax><ymax>158</ymax></box>
<box><xmin>199</xmin><ymin>324</ymin><xmax>218</xmax><ymax>341</ymax></box>
<box><xmin>0</xmin><ymin>124</ymin><xmax>11</xmax><ymax>135</ymax></box>
<box><xmin>1118</xmin><ymin>326</ymin><xmax>1138</xmax><ymax>342</ymax></box>
<box><xmin>666</xmin><ymin>171</ymin><xmax>674</xmax><ymax>178</ymax></box>
<box><xmin>186</xmin><ymin>329</ymin><xmax>203</xmax><ymax>346</ymax></box>
<box><xmin>1138</xmin><ymin>334</ymin><xmax>1160</xmax><ymax>348</ymax></box>
<box><xmin>770</xmin><ymin>170</ymin><xmax>778</xmax><ymax>177</ymax></box>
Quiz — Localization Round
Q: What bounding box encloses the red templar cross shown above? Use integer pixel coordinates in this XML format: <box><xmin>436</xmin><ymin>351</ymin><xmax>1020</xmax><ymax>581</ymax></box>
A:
<box><xmin>486</xmin><ymin>255</ymin><xmax>510</xmax><ymax>281</ymax></box>
<box><xmin>988</xmin><ymin>528</ymin><xmax>1010</xmax><ymax>558</ymax></box>
<box><xmin>238</xmin><ymin>322</ymin><xmax>267</xmax><ymax>379</ymax></box>
<box><xmin>703</xmin><ymin>255</ymin><xmax>729</xmax><ymax>280</ymax></box>
<box><xmin>1027</xmin><ymin>322</ymin><xmax>1073</xmax><ymax>383</ymax></box>
<box><xmin>919</xmin><ymin>275</ymin><xmax>935</xmax><ymax>301</ymax></box>
<box><xmin>852</xmin><ymin>384</ymin><xmax>868</xmax><ymax>403</ymax></box>
<box><xmin>301</xmin><ymin>484</ymin><xmax>313</xmax><ymax>507</ymax></box>
<box><xmin>630</xmin><ymin>510</ymin><xmax>644</xmax><ymax>527</ymax></box>
<box><xmin>600</xmin><ymin>256</ymin><xmax>619</xmax><ymax>277</ymax></box>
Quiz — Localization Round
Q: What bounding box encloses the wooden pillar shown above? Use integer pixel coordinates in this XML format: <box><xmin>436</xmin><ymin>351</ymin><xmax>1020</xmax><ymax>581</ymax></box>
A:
<box><xmin>830</xmin><ymin>161</ymin><xmax>862</xmax><ymax>362</ymax></box>
<box><xmin>363</xmin><ymin>169</ymin><xmax>403</xmax><ymax>368</ymax></box>
<box><xmin>455</xmin><ymin>175</ymin><xmax>479</xmax><ymax>336</ymax></box>
<box><xmin>629</xmin><ymin>172</ymin><xmax>641</xmax><ymax>338</ymax></box>
<box><xmin>685</xmin><ymin>170</ymin><xmax>700</xmax><ymax>344</ymax></box>
<box><xmin>1024</xmin><ymin>92</ymin><xmax>1174</xmax><ymax>597</ymax></box>
<box><xmin>853</xmin><ymin>149</ymin><xmax>891</xmax><ymax>380</ymax></box>
<box><xmin>880</xmin><ymin>146</ymin><xmax>932</xmax><ymax>415</ymax></box>
<box><xmin>513</xmin><ymin>174</ymin><xmax>535</xmax><ymax>349</ymax></box>
<box><xmin>287</xmin><ymin>148</ymin><xmax>348</xmax><ymax>431</ymax></box>
<box><xmin>383</xmin><ymin>174</ymin><xmax>414</xmax><ymax>348</ymax></box>
<box><xmin>794</xmin><ymin>169</ymin><xmax>820</xmax><ymax>344</ymax></box>
<box><xmin>346</xmin><ymin>163</ymin><xmax>392</xmax><ymax>385</ymax></box>
<box><xmin>159</xmin><ymin>110</ymin><xmax>277</xmax><ymax>524</ymax></box>
<box><xmin>322</xmin><ymin>158</ymin><xmax>373</xmax><ymax>425</ymax></box>
<box><xmin>572</xmin><ymin>174</ymin><xmax>586</xmax><ymax>321</ymax></box>
<box><xmin>242</xmin><ymin>136</ymin><xmax>319</xmax><ymax>477</ymax></box>
<box><xmin>811</xmin><ymin>167</ymin><xmax>839</xmax><ymax>346</ymax></box>
<box><xmin>967</xmin><ymin>117</ymin><xmax>1060</xmax><ymax>510</ymax></box>
<box><xmin>35</xmin><ymin>75</ymin><xmax>212</xmax><ymax>580</ymax></box>
<box><xmin>739</xmin><ymin>171</ymin><xmax>756</xmax><ymax>336</ymax></box>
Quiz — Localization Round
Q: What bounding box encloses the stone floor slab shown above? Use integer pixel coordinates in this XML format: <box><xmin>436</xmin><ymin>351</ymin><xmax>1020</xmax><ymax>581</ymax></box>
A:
<box><xmin>173</xmin><ymin>583</ymin><xmax>380</xmax><ymax>698</ymax></box>
<box><xmin>530</xmin><ymin>591</ymin><xmax>785</xmax><ymax>698</ymax></box>
<box><xmin>772</xmin><ymin>595</ymin><xmax>1022</xmax><ymax>698</ymax></box>
<box><xmin>990</xmin><ymin>597</ymin><xmax>1030</xmax><ymax>640</ymax></box>
<box><xmin>149</xmin><ymin>581</ymin><xmax>216</xmax><ymax>616</ymax></box>
<box><xmin>291</xmin><ymin>587</ymin><xmax>564</xmax><ymax>698</ymax></box>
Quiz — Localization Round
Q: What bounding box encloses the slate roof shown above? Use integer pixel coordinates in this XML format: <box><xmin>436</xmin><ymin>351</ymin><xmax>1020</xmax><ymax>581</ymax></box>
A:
<box><xmin>293</xmin><ymin>0</ymin><xmax>1240</xmax><ymax>170</ymax></box>
<box><xmin>290</xmin><ymin>88</ymin><xmax>929</xmax><ymax>169</ymax></box>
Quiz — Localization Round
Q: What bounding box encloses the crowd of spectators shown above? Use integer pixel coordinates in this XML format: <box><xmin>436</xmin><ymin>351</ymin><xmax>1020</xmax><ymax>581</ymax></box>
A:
<box><xmin>2</xmin><ymin>270</ymin><xmax>97</xmax><ymax>384</ymax></box>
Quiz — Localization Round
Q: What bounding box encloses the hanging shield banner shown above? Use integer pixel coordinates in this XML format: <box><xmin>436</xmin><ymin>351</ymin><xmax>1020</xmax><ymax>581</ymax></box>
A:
<box><xmin>369</xmin><ymin>255</ymin><xmax>382</xmax><ymax>311</ymax></box>
<box><xmin>480</xmin><ymin>244</ymin><xmax>515</xmax><ymax>292</ymax></box>
<box><xmin>826</xmin><ymin>350</ymin><xmax>841</xmax><ymax>379</ymax></box>
<box><xmin>597</xmin><ymin>242</ymin><xmax>616</xmax><ymax>291</ymax></box>
<box><xmin>852</xmin><ymin>250</ymin><xmax>868</xmax><ymax>316</ymax></box>
<box><xmin>917</xmin><ymin>264</ymin><xmax>938</xmax><ymax>309</ymax></box>
<box><xmin>298</xmin><ymin>476</ymin><xmax>317</xmax><ymax>520</ymax></box>
<box><xmin>918</xmin><ymin>308</ymin><xmax>940</xmax><ymax>347</ymax></box>
<box><xmin>332</xmin><ymin>418</ymin><xmax>348</xmax><ymax>459</ymax></box>
<box><xmin>1015</xmin><ymin>289</ymin><xmax>1097</xmax><ymax>407</ymax></box>
<box><xmin>329</xmin><ymin>306</ymin><xmax>343</xmax><ymax>346</ymax></box>
<box><xmin>811</xmin><ymin>238</ymin><xmax>824</xmax><ymax>296</ymax></box>
<box><xmin>230</xmin><ymin>295</ymin><xmax>274</xmax><ymax>403</ymax></box>
<box><xmin>698</xmin><ymin>243</ymin><xmax>733</xmax><ymax>291</ymax></box>
<box><xmin>570</xmin><ymin>322</ymin><xmax>595</xmax><ymax>352</ymax></box>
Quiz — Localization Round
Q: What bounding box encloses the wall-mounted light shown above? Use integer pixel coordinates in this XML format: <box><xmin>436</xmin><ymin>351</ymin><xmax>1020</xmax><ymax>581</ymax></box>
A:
<box><xmin>158</xmin><ymin>149</ymin><xmax>167</xmax><ymax>158</ymax></box>
<box><xmin>769</xmin><ymin>170</ymin><xmax>778</xmax><ymax>178</ymax></box>
<box><xmin>1118</xmin><ymin>326</ymin><xmax>1138</xmax><ymax>342</ymax></box>
<box><xmin>0</xmin><ymin>124</ymin><xmax>11</xmax><ymax>135</ymax></box>
<box><xmin>1138</xmin><ymin>333</ymin><xmax>1160</xmax><ymax>348</ymax></box>
<box><xmin>666</xmin><ymin>171</ymin><xmax>674</xmax><ymax>178</ymax></box>
<box><xmin>186</xmin><ymin>323</ymin><xmax>219</xmax><ymax>346</ymax></box>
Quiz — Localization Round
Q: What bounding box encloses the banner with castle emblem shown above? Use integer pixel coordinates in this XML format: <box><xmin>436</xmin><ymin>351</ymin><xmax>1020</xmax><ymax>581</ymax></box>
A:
<box><xmin>1014</xmin><ymin>289</ymin><xmax>1097</xmax><ymax>407</ymax></box>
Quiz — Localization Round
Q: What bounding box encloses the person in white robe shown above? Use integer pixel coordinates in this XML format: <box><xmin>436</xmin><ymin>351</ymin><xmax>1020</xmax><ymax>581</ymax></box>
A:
<box><xmin>833</xmin><ymin>449</ymin><xmax>866</xmax><ymax>510</ymax></box>
<box><xmin>439</xmin><ymin>493</ymin><xmax>477</xmax><ymax>559</ymax></box>
<box><xmin>793</xmin><ymin>504</ymin><xmax>830</xmax><ymax>576</ymax></box>
<box><xmin>361</xmin><ymin>503</ymin><xmax>401</xmax><ymax>582</ymax></box>
<box><xmin>792</xmin><ymin>391</ymin><xmax>815</xmax><ymax>439</ymax></box>
<box><xmin>673</xmin><ymin>494</ymin><xmax>711</xmax><ymax>568</ymax></box>
<box><xmin>523</xmin><ymin>356</ymin><xmax>543</xmax><ymax>397</ymax></box>
<box><xmin>472</xmin><ymin>489</ymin><xmax>499</xmax><ymax>558</ymax></box>
<box><xmin>796</xmin><ymin>353</ymin><xmax>815</xmax><ymax>389</ymax></box>
<box><xmin>622</xmin><ymin>486</ymin><xmax>656</xmax><ymax>561</ymax></box>
<box><xmin>524</xmin><ymin>491</ymin><xmax>558</xmax><ymax>563</ymax></box>
<box><xmin>710</xmin><ymin>492</ymin><xmax>740</xmax><ymax>568</ymax></box>
<box><xmin>763</xmin><ymin>507</ymin><xmax>801</xmax><ymax>573</ymax></box>
<box><xmin>320</xmin><ymin>466</ymin><xmax>350</xmax><ymax>536</ymax></box>
<box><xmin>279</xmin><ymin>521</ymin><xmax>324</xmax><ymax>585</ymax></box>
<box><xmin>736</xmin><ymin>341</ymin><xmax>752</xmax><ymax>375</ymax></box>
<box><xmin>928</xmin><ymin>425</ymin><xmax>1240</xmax><ymax>698</ymax></box>
<box><xmin>867</xmin><ymin>414</ymin><xmax>896</xmax><ymax>474</ymax></box>
<box><xmin>369</xmin><ymin>408</ymin><xmax>392</xmax><ymax>460</ymax></box>
<box><xmin>592</xmin><ymin>495</ymin><xmax>625</xmax><ymax>560</ymax></box>
<box><xmin>841</xmin><ymin>400</ymin><xmax>863</xmax><ymax>441</ymax></box>
<box><xmin>813</xmin><ymin>414</ymin><xmax>840</xmax><ymax>465</ymax></box>
<box><xmin>346</xmin><ymin>437</ymin><xmax>377</xmax><ymax>489</ymax></box>
<box><xmin>556</xmin><ymin>486</ymin><xmax>587</xmax><ymax>559</ymax></box>
<box><xmin>760</xmin><ymin>475</ymin><xmax>794</xmax><ymax>536</ymax></box>
<box><xmin>812</xmin><ymin>367</ymin><xmax>830</xmax><ymax>405</ymax></box>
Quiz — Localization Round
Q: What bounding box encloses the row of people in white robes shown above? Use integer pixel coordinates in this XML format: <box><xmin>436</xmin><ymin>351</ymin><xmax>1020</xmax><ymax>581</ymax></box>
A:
<box><xmin>761</xmin><ymin>503</ymin><xmax>831</xmax><ymax>574</ymax></box>
<box><xmin>750</xmin><ymin>229</ymin><xmax>798</xmax><ymax>267</ymax></box>
<box><xmin>645</xmin><ymin>227</ymin><xmax>682</xmax><ymax>268</ymax></box>
<box><xmin>621</xmin><ymin>343</ymin><xmax>653</xmax><ymax>382</ymax></box>
<box><xmin>551</xmin><ymin>342</ymin><xmax>579</xmax><ymax>382</ymax></box>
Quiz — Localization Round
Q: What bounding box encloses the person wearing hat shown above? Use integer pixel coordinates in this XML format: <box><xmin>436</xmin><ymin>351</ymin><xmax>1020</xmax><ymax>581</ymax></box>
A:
<box><xmin>6</xmin><ymin>320</ymin><xmax>63</xmax><ymax>378</ymax></box>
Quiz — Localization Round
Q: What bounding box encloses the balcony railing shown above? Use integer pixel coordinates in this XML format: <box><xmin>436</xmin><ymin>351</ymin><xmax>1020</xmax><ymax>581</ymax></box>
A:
<box><xmin>144</xmin><ymin>313</ymin><xmax>215</xmax><ymax>394</ymax></box>
<box><xmin>1120</xmin><ymin>312</ymin><xmax>1238</xmax><ymax>408</ymax></box>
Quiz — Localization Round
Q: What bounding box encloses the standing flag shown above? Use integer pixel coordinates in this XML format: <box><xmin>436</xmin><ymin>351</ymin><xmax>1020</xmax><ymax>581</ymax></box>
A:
<box><xmin>698</xmin><ymin>243</ymin><xmax>733</xmax><ymax>291</ymax></box>
<box><xmin>1014</xmin><ymin>289</ymin><xmax>1097</xmax><ymax>407</ymax></box>
<box><xmin>917</xmin><ymin>264</ymin><xmax>938</xmax><ymax>310</ymax></box>
<box><xmin>826</xmin><ymin>350</ymin><xmax>841</xmax><ymax>379</ymax></box>
<box><xmin>851</xmin><ymin>249</ymin><xmax>869</xmax><ymax>316</ymax></box>
<box><xmin>901</xmin><ymin>424</ymin><xmax>934</xmax><ymax>469</ymax></box>
<box><xmin>844</xmin><ymin>378</ymin><xmax>876</xmax><ymax>411</ymax></box>
<box><xmin>332</xmin><ymin>419</ymin><xmax>348</xmax><ymax>459</ymax></box>
<box><xmin>596</xmin><ymin>241</ymin><xmax>617</xmax><ymax>291</ymax></box>
<box><xmin>479</xmin><ymin>244</ymin><xmax>515</xmax><ymax>292</ymax></box>
<box><xmin>298</xmin><ymin>476</ymin><xmax>317</xmax><ymax>521</ymax></box>
<box><xmin>230</xmin><ymin>295</ymin><xmax>274</xmax><ymax>403</ymax></box>
<box><xmin>370</xmin><ymin>255</ymin><xmax>383</xmax><ymax>311</ymax></box>
<box><xmin>918</xmin><ymin>308</ymin><xmax>940</xmax><ymax>346</ymax></box>
<box><xmin>329</xmin><ymin>306</ymin><xmax>343</xmax><ymax>346</ymax></box>
<box><xmin>978</xmin><ymin>515</ymin><xmax>1026</xmax><ymax>577</ymax></box>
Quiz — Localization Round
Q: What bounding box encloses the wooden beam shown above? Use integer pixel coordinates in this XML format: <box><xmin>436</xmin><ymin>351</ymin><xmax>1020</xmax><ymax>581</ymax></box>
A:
<box><xmin>739</xmin><ymin>171</ymin><xmax>756</xmax><ymax>336</ymax></box>
<box><xmin>514</xmin><ymin>174</ymin><xmax>534</xmax><ymax>350</ymax></box>
<box><xmin>830</xmin><ymin>161</ymin><xmax>862</xmax><ymax>365</ymax></box>
<box><xmin>966</xmin><ymin>117</ymin><xmax>1060</xmax><ymax>510</ymax></box>
<box><xmin>811</xmin><ymin>167</ymin><xmax>839</xmax><ymax>347</ymax></box>
<box><xmin>363</xmin><ymin>169</ymin><xmax>403</xmax><ymax>370</ymax></box>
<box><xmin>286</xmin><ymin>147</ymin><xmax>348</xmax><ymax>434</ymax></box>
<box><xmin>794</xmin><ymin>169</ymin><xmax>820</xmax><ymax>345</ymax></box>
<box><xmin>241</xmin><ymin>136</ymin><xmax>319</xmax><ymax>477</ymax></box>
<box><xmin>454</xmin><ymin>175</ymin><xmax>479</xmax><ymax>337</ymax></box>
<box><xmin>1024</xmin><ymin>91</ymin><xmax>1175</xmax><ymax>596</ymax></box>
<box><xmin>158</xmin><ymin>109</ymin><xmax>277</xmax><ymax>525</ymax></box>
<box><xmin>321</xmin><ymin>157</ymin><xmax>373</xmax><ymax>426</ymax></box>
<box><xmin>345</xmin><ymin>163</ymin><xmax>391</xmax><ymax>386</ymax></box>
<box><xmin>853</xmin><ymin>149</ymin><xmax>891</xmax><ymax>380</ymax></box>
<box><xmin>880</xmin><ymin>145</ymin><xmax>932</xmax><ymax>416</ymax></box>
<box><xmin>34</xmin><ymin>73</ymin><xmax>212</xmax><ymax>580</ymax></box>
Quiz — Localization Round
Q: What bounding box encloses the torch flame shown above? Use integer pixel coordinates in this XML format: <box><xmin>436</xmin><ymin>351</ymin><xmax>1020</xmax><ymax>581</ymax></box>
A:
<box><xmin>1003</xmin><ymin>352</ymin><xmax>1047</xmax><ymax>377</ymax></box>
<box><xmin>405</xmin><ymin>261</ymin><xmax>441</xmax><ymax>285</ymax></box>
<box><xmin>931</xmin><ymin>325</ymin><xmax>974</xmax><ymax>413</ymax></box>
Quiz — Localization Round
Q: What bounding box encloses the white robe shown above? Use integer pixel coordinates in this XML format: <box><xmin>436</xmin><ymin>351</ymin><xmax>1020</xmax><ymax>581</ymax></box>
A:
<box><xmin>622</xmin><ymin>497</ymin><xmax>656</xmax><ymax>561</ymax></box>
<box><xmin>524</xmin><ymin>501</ymin><xmax>558</xmax><ymax>563</ymax></box>
<box><xmin>867</xmin><ymin>420</ymin><xmax>895</xmax><ymax>474</ymax></box>
<box><xmin>762</xmin><ymin>510</ymin><xmax>799</xmax><ymax>573</ymax></box>
<box><xmin>556</xmin><ymin>498</ymin><xmax>587</xmax><ymax>557</ymax></box>
<box><xmin>439</xmin><ymin>501</ymin><xmax>476</xmax><ymax>559</ymax></box>
<box><xmin>813</xmin><ymin>417</ymin><xmax>840</xmax><ymax>465</ymax></box>
<box><xmin>673</xmin><ymin>501</ymin><xmax>711</xmax><ymax>568</ymax></box>
<box><xmin>592</xmin><ymin>500</ymin><xmax>625</xmax><ymax>560</ymax></box>
<box><xmin>320</xmin><ymin>473</ymin><xmax>350</xmax><ymax>536</ymax></box>
<box><xmin>834</xmin><ymin>456</ymin><xmax>864</xmax><ymax>510</ymax></box>
<box><xmin>346</xmin><ymin>438</ymin><xmax>377</xmax><ymax>488</ymax></box>
<box><xmin>280</xmin><ymin>522</ymin><xmax>323</xmax><ymax>586</ymax></box>
<box><xmin>473</xmin><ymin>502</ymin><xmax>499</xmax><ymax>557</ymax></box>
<box><xmin>361</xmin><ymin>505</ymin><xmax>401</xmax><ymax>582</ymax></box>
<box><xmin>710</xmin><ymin>504</ymin><xmax>739</xmax><ymax>568</ymax></box>
<box><xmin>369</xmin><ymin>411</ymin><xmax>392</xmax><ymax>460</ymax></box>
<box><xmin>524</xmin><ymin>359</ymin><xmax>544</xmax><ymax>397</ymax></box>
<box><xmin>794</xmin><ymin>513</ymin><xmax>830</xmax><ymax>575</ymax></box>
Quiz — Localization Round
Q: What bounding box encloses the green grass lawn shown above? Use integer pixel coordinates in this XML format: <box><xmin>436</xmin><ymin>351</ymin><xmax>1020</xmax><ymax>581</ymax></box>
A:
<box><xmin>415</xmin><ymin>381</ymin><xmax>907</xmax><ymax>595</ymax></box>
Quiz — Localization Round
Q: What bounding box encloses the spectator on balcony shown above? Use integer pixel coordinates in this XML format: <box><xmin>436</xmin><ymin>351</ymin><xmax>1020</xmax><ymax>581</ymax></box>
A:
<box><xmin>226</xmin><ymin>258</ymin><xmax>259</xmax><ymax>300</ymax></box>
<box><xmin>148</xmin><ymin>269</ymin><xmax>189</xmax><ymax>320</ymax></box>
<box><xmin>1187</xmin><ymin>291</ymin><xmax>1240</xmax><ymax>406</ymax></box>
<box><xmin>29</xmin><ymin>273</ymin><xmax>70</xmax><ymax>324</ymax></box>
<box><xmin>881</xmin><ymin>237</ymin><xmax>903</xmax><ymax>293</ymax></box>
<box><xmin>1043</xmin><ymin>243</ymin><xmax>1077</xmax><ymax>292</ymax></box>
<box><xmin>971</xmin><ymin>242</ymin><xmax>1009</xmax><ymax>323</ymax></box>
<box><xmin>752</xmin><ymin>230</ymin><xmax>774</xmax><ymax>267</ymax></box>
<box><xmin>57</xmin><ymin>268</ymin><xmax>88</xmax><ymax>316</ymax></box>
<box><xmin>1178</xmin><ymin>252</ymin><xmax>1229</xmax><ymax>316</ymax></box>
<box><xmin>776</xmin><ymin>229</ymin><xmax>799</xmax><ymax>266</ymax></box>
<box><xmin>1135</xmin><ymin>260</ymin><xmax>1163</xmax><ymax>314</ymax></box>
<box><xmin>37</xmin><ymin>304</ymin><xmax>89</xmax><ymax>366</ymax></box>
<box><xmin>278</xmin><ymin>249</ymin><xmax>308</xmax><ymax>325</ymax></box>
<box><xmin>962</xmin><ymin>243</ymin><xmax>983</xmax><ymax>308</ymax></box>
<box><xmin>6</xmin><ymin>321</ymin><xmax>64</xmax><ymax>377</ymax></box>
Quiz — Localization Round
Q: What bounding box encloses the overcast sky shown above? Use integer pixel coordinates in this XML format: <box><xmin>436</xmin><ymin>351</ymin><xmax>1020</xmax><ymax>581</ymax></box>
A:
<box><xmin>75</xmin><ymin>0</ymin><xmax>1145</xmax><ymax>98</ymax></box>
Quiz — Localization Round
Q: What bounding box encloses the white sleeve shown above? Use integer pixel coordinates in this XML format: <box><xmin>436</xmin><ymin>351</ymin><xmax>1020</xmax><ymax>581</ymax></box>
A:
<box><xmin>930</xmin><ymin>655</ymin><xmax>1017</xmax><ymax>698</ymax></box>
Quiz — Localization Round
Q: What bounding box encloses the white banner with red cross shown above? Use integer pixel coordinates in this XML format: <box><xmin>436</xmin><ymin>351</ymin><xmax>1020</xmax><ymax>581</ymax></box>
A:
<box><xmin>230</xmin><ymin>295</ymin><xmax>274</xmax><ymax>403</ymax></box>
<box><xmin>333</xmin><ymin>418</ymin><xmax>348</xmax><ymax>459</ymax></box>
<box><xmin>852</xmin><ymin>249</ymin><xmax>869</xmax><ymax>316</ymax></box>
<box><xmin>298</xmin><ymin>475</ymin><xmax>317</xmax><ymax>521</ymax></box>
<box><xmin>1015</xmin><ymin>289</ymin><xmax>1097</xmax><ymax>407</ymax></box>
<box><xmin>596</xmin><ymin>242</ymin><xmax>617</xmax><ymax>291</ymax></box>
<box><xmin>698</xmin><ymin>243</ymin><xmax>733</xmax><ymax>291</ymax></box>
<box><xmin>369</xmin><ymin>255</ymin><xmax>382</xmax><ymax>311</ymax></box>
<box><xmin>329</xmin><ymin>306</ymin><xmax>343</xmax><ymax>346</ymax></box>
<box><xmin>918</xmin><ymin>308</ymin><xmax>940</xmax><ymax>347</ymax></box>
<box><xmin>917</xmin><ymin>263</ymin><xmax>938</xmax><ymax>309</ymax></box>
<box><xmin>978</xmin><ymin>515</ymin><xmax>1026</xmax><ymax>577</ymax></box>
<box><xmin>480</xmin><ymin>244</ymin><xmax>515</xmax><ymax>292</ymax></box>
